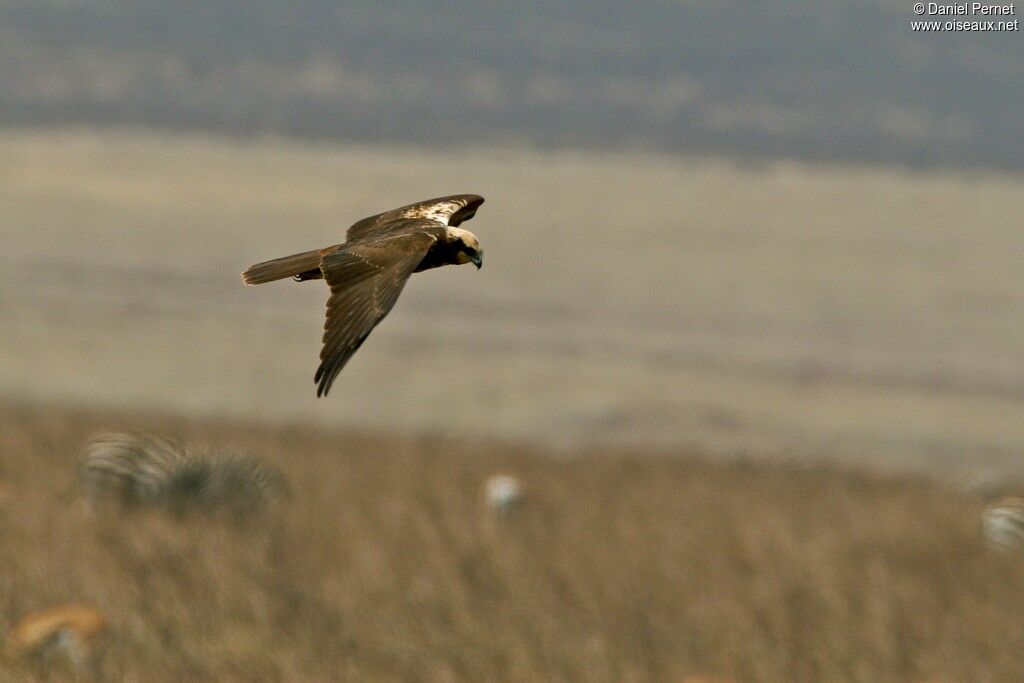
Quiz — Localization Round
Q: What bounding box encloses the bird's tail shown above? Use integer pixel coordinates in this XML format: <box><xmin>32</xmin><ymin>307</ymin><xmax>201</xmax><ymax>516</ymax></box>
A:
<box><xmin>241</xmin><ymin>248</ymin><xmax>325</xmax><ymax>285</ymax></box>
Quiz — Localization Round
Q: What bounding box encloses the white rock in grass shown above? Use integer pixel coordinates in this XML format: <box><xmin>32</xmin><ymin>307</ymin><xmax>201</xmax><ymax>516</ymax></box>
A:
<box><xmin>485</xmin><ymin>474</ymin><xmax>524</xmax><ymax>513</ymax></box>
<box><xmin>983</xmin><ymin>497</ymin><xmax>1024</xmax><ymax>552</ymax></box>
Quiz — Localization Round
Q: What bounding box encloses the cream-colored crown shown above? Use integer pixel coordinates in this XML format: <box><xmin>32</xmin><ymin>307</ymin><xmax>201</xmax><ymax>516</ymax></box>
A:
<box><xmin>446</xmin><ymin>227</ymin><xmax>481</xmax><ymax>250</ymax></box>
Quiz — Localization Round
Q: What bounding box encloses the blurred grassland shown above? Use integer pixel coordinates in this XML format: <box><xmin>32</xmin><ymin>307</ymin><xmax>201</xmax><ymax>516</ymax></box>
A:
<box><xmin>1</xmin><ymin>400</ymin><xmax>1023</xmax><ymax>681</ymax></box>
<box><xmin>1</xmin><ymin>129</ymin><xmax>1023</xmax><ymax>475</ymax></box>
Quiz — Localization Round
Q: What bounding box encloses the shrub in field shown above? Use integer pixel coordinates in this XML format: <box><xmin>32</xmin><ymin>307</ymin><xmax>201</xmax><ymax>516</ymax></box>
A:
<box><xmin>78</xmin><ymin>432</ymin><xmax>285</xmax><ymax>515</ymax></box>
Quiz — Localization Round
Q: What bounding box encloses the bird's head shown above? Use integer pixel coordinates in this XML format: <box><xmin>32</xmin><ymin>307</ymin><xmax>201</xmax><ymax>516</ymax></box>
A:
<box><xmin>449</xmin><ymin>228</ymin><xmax>484</xmax><ymax>269</ymax></box>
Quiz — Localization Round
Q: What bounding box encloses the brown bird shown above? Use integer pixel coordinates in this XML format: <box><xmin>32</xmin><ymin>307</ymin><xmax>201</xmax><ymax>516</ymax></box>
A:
<box><xmin>242</xmin><ymin>194</ymin><xmax>484</xmax><ymax>397</ymax></box>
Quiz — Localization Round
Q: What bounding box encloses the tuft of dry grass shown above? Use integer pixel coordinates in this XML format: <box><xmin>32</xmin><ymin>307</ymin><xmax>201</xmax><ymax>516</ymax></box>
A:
<box><xmin>1</xmin><ymin>399</ymin><xmax>1023</xmax><ymax>681</ymax></box>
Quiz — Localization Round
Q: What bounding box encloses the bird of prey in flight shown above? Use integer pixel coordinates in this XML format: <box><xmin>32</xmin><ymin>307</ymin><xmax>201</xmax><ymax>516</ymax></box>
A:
<box><xmin>242</xmin><ymin>194</ymin><xmax>485</xmax><ymax>397</ymax></box>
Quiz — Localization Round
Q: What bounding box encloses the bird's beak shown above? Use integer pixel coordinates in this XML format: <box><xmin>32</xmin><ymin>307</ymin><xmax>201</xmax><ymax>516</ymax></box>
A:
<box><xmin>471</xmin><ymin>253</ymin><xmax>483</xmax><ymax>270</ymax></box>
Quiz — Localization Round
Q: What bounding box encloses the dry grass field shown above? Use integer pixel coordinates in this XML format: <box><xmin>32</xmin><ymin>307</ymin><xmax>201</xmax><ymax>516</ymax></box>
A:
<box><xmin>3</xmin><ymin>127</ymin><xmax>1024</xmax><ymax>680</ymax></box>
<box><xmin>1</xmin><ymin>399</ymin><xmax>1023</xmax><ymax>682</ymax></box>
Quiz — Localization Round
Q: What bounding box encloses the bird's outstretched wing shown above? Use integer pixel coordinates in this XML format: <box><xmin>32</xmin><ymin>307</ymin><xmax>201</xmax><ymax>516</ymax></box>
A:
<box><xmin>346</xmin><ymin>194</ymin><xmax>483</xmax><ymax>241</ymax></box>
<box><xmin>314</xmin><ymin>229</ymin><xmax>438</xmax><ymax>397</ymax></box>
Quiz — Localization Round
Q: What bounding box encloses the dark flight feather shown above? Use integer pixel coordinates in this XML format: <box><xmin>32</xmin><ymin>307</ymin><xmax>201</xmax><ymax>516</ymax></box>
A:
<box><xmin>241</xmin><ymin>248</ymin><xmax>328</xmax><ymax>285</ymax></box>
<box><xmin>314</xmin><ymin>227</ymin><xmax>442</xmax><ymax>397</ymax></box>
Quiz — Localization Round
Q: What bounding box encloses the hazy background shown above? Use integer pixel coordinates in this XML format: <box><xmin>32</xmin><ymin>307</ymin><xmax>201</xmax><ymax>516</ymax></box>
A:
<box><xmin>2</xmin><ymin>1</ymin><xmax>1023</xmax><ymax>169</ymax></box>
<box><xmin>4</xmin><ymin>4</ymin><xmax>1024</xmax><ymax>681</ymax></box>
<box><xmin>1</xmin><ymin>2</ymin><xmax>1023</xmax><ymax>475</ymax></box>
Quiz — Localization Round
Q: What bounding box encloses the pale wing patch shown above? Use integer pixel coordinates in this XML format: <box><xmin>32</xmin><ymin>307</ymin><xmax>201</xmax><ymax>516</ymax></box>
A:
<box><xmin>400</xmin><ymin>198</ymin><xmax>480</xmax><ymax>226</ymax></box>
<box><xmin>346</xmin><ymin>194</ymin><xmax>483</xmax><ymax>241</ymax></box>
